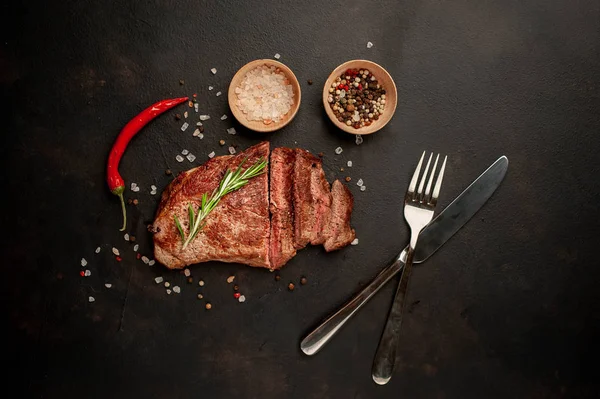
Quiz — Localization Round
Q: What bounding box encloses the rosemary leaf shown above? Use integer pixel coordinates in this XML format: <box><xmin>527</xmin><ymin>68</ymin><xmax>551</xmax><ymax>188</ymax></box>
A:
<box><xmin>174</xmin><ymin>215</ymin><xmax>185</xmax><ymax>242</ymax></box>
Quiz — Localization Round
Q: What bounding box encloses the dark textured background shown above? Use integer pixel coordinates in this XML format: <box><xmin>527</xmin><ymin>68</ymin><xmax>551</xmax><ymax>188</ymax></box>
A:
<box><xmin>2</xmin><ymin>0</ymin><xmax>600</xmax><ymax>398</ymax></box>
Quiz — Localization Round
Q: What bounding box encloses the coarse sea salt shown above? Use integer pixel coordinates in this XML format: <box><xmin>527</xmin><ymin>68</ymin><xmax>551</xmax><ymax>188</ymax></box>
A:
<box><xmin>88</xmin><ymin>296</ymin><xmax>95</xmax><ymax>303</ymax></box>
<box><xmin>274</xmin><ymin>53</ymin><xmax>281</xmax><ymax>59</ymax></box>
<box><xmin>173</xmin><ymin>286</ymin><xmax>181</xmax><ymax>294</ymax></box>
<box><xmin>141</xmin><ymin>256</ymin><xmax>149</xmax><ymax>264</ymax></box>
<box><xmin>208</xmin><ymin>151</ymin><xmax>215</xmax><ymax>158</ymax></box>
<box><xmin>211</xmin><ymin>68</ymin><xmax>217</xmax><ymax>74</ymax></box>
<box><xmin>194</xmin><ymin>103</ymin><xmax>199</xmax><ymax>113</ymax></box>
<box><xmin>220</xmin><ymin>114</ymin><xmax>228</xmax><ymax>120</ymax></box>
<box><xmin>112</xmin><ymin>247</ymin><xmax>120</xmax><ymax>256</ymax></box>
<box><xmin>182</xmin><ymin>149</ymin><xmax>189</xmax><ymax>155</ymax></box>
<box><xmin>351</xmin><ymin>238</ymin><xmax>359</xmax><ymax>245</ymax></box>
<box><xmin>184</xmin><ymin>111</ymin><xmax>188</xmax><ymax>119</ymax></box>
<box><xmin>186</xmin><ymin>153</ymin><xmax>196</xmax><ymax>162</ymax></box>
<box><xmin>228</xmin><ymin>146</ymin><xmax>236</xmax><ymax>155</ymax></box>
<box><xmin>357</xmin><ymin>178</ymin><xmax>364</xmax><ymax>186</ymax></box>
<box><xmin>208</xmin><ymin>85</ymin><xmax>214</xmax><ymax>91</ymax></box>
<box><xmin>226</xmin><ymin>127</ymin><xmax>236</xmax><ymax>135</ymax></box>
<box><xmin>84</xmin><ymin>270</ymin><xmax>91</xmax><ymax>277</ymax></box>
<box><xmin>235</xmin><ymin>65</ymin><xmax>294</xmax><ymax>123</ymax></box>
<box><xmin>124</xmin><ymin>233</ymin><xmax>129</xmax><ymax>241</ymax></box>
<box><xmin>184</xmin><ymin>268</ymin><xmax>191</xmax><ymax>277</ymax></box>
<box><xmin>355</xmin><ymin>135</ymin><xmax>363</xmax><ymax>145</ymax></box>
<box><xmin>151</xmin><ymin>185</ymin><xmax>157</xmax><ymax>191</ymax></box>
<box><xmin>95</xmin><ymin>247</ymin><xmax>101</xmax><ymax>254</ymax></box>
<box><xmin>130</xmin><ymin>182</ymin><xmax>139</xmax><ymax>192</ymax></box>
<box><xmin>155</xmin><ymin>276</ymin><xmax>164</xmax><ymax>284</ymax></box>
<box><xmin>105</xmin><ymin>283</ymin><xmax>112</xmax><ymax>288</ymax></box>
<box><xmin>196</xmin><ymin>121</ymin><xmax>203</xmax><ymax>126</ymax></box>
<box><xmin>335</xmin><ymin>147</ymin><xmax>343</xmax><ymax>155</ymax></box>
<box><xmin>133</xmin><ymin>244</ymin><xmax>139</xmax><ymax>252</ymax></box>
<box><xmin>367</xmin><ymin>41</ymin><xmax>373</xmax><ymax>48</ymax></box>
<box><xmin>166</xmin><ymin>289</ymin><xmax>172</xmax><ymax>295</ymax></box>
<box><xmin>81</xmin><ymin>258</ymin><xmax>87</xmax><ymax>267</ymax></box>
<box><xmin>193</xmin><ymin>128</ymin><xmax>201</xmax><ymax>137</ymax></box>
<box><xmin>216</xmin><ymin>91</ymin><xmax>222</xmax><ymax>96</ymax></box>
<box><xmin>176</xmin><ymin>155</ymin><xmax>184</xmax><ymax>162</ymax></box>
<box><xmin>181</xmin><ymin>122</ymin><xmax>189</xmax><ymax>131</ymax></box>
<box><xmin>360</xmin><ymin>185</ymin><xmax>366</xmax><ymax>192</ymax></box>
<box><xmin>238</xmin><ymin>295</ymin><xmax>246</xmax><ymax>303</ymax></box>
<box><xmin>148</xmin><ymin>260</ymin><xmax>155</xmax><ymax>266</ymax></box>
<box><xmin>347</xmin><ymin>161</ymin><xmax>353</xmax><ymax>167</ymax></box>
<box><xmin>200</xmin><ymin>115</ymin><xmax>210</xmax><ymax>121</ymax></box>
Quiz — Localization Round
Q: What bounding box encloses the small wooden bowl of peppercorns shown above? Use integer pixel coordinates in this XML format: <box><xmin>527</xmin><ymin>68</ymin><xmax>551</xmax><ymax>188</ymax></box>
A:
<box><xmin>323</xmin><ymin>60</ymin><xmax>397</xmax><ymax>135</ymax></box>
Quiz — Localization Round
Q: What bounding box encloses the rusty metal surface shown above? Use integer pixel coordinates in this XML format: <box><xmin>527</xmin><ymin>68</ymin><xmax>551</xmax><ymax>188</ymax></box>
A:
<box><xmin>3</xmin><ymin>0</ymin><xmax>600</xmax><ymax>397</ymax></box>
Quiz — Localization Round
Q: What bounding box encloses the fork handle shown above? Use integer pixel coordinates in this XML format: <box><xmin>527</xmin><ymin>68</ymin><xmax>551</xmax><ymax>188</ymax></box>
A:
<box><xmin>300</xmin><ymin>253</ymin><xmax>406</xmax><ymax>356</ymax></box>
<box><xmin>372</xmin><ymin>247</ymin><xmax>416</xmax><ymax>385</ymax></box>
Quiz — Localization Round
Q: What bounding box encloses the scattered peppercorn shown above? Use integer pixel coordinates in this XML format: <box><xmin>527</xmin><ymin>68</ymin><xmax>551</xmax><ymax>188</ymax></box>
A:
<box><xmin>318</xmin><ymin>152</ymin><xmax>324</xmax><ymax>157</ymax></box>
<box><xmin>116</xmin><ymin>256</ymin><xmax>122</xmax><ymax>262</ymax></box>
<box><xmin>179</xmin><ymin>79</ymin><xmax>184</xmax><ymax>85</ymax></box>
<box><xmin>288</xmin><ymin>282</ymin><xmax>295</xmax><ymax>291</ymax></box>
<box><xmin>198</xmin><ymin>126</ymin><xmax>204</xmax><ymax>133</ymax></box>
<box><xmin>340</xmin><ymin>167</ymin><xmax>345</xmax><ymax>171</ymax></box>
<box><xmin>193</xmin><ymin>93</ymin><xmax>197</xmax><ymax>98</ymax></box>
<box><xmin>79</xmin><ymin>270</ymin><xmax>85</xmax><ymax>277</ymax></box>
<box><xmin>127</xmin><ymin>198</ymin><xmax>133</xmax><ymax>205</ymax></box>
<box><xmin>175</xmin><ymin>114</ymin><xmax>181</xmax><ymax>120</ymax></box>
<box><xmin>234</xmin><ymin>292</ymin><xmax>241</xmax><ymax>299</ymax></box>
<box><xmin>275</xmin><ymin>275</ymin><xmax>281</xmax><ymax>281</ymax></box>
<box><xmin>165</xmin><ymin>169</ymin><xmax>172</xmax><ymax>176</ymax></box>
<box><xmin>188</xmin><ymin>101</ymin><xmax>193</xmax><ymax>108</ymax></box>
<box><xmin>233</xmin><ymin>285</ymin><xmax>239</xmax><ymax>291</ymax></box>
<box><xmin>197</xmin><ymin>293</ymin><xmax>203</xmax><ymax>300</ymax></box>
<box><xmin>132</xmin><ymin>199</ymin><xmax>139</xmax><ymax>206</ymax></box>
<box><xmin>307</xmin><ymin>79</ymin><xmax>313</xmax><ymax>85</ymax></box>
<box><xmin>205</xmin><ymin>303</ymin><xmax>212</xmax><ymax>310</ymax></box>
<box><xmin>129</xmin><ymin>235</ymin><xmax>136</xmax><ymax>242</ymax></box>
<box><xmin>345</xmin><ymin>176</ymin><xmax>351</xmax><ymax>182</ymax></box>
<box><xmin>300</xmin><ymin>277</ymin><xmax>308</xmax><ymax>285</ymax></box>
<box><xmin>187</xmin><ymin>277</ymin><xmax>194</xmax><ymax>284</ymax></box>
<box><xmin>136</xmin><ymin>253</ymin><xmax>141</xmax><ymax>259</ymax></box>
<box><xmin>219</xmin><ymin>139</ymin><xmax>226</xmax><ymax>146</ymax></box>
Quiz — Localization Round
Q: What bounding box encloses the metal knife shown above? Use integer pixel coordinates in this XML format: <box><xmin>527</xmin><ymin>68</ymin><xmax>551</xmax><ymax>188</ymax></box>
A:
<box><xmin>300</xmin><ymin>156</ymin><xmax>508</xmax><ymax>356</ymax></box>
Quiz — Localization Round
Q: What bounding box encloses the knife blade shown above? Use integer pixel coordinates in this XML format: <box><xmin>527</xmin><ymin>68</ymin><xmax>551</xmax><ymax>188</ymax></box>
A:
<box><xmin>300</xmin><ymin>156</ymin><xmax>508</xmax><ymax>356</ymax></box>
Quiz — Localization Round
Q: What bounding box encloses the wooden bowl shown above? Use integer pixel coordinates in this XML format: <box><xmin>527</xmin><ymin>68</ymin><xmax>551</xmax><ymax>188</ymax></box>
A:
<box><xmin>228</xmin><ymin>59</ymin><xmax>301</xmax><ymax>133</ymax></box>
<box><xmin>323</xmin><ymin>60</ymin><xmax>397</xmax><ymax>135</ymax></box>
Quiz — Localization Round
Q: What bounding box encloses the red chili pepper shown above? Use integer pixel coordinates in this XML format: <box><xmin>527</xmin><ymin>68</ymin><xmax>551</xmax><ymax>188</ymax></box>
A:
<box><xmin>107</xmin><ymin>97</ymin><xmax>188</xmax><ymax>231</ymax></box>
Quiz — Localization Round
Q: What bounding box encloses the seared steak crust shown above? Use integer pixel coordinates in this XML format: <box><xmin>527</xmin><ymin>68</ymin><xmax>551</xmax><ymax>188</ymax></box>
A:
<box><xmin>323</xmin><ymin>180</ymin><xmax>356</xmax><ymax>252</ymax></box>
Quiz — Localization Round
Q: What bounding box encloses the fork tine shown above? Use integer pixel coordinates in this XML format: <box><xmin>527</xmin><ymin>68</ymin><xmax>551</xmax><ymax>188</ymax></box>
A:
<box><xmin>432</xmin><ymin>156</ymin><xmax>447</xmax><ymax>201</ymax></box>
<box><xmin>424</xmin><ymin>154</ymin><xmax>440</xmax><ymax>198</ymax></box>
<box><xmin>417</xmin><ymin>153</ymin><xmax>433</xmax><ymax>197</ymax></box>
<box><xmin>408</xmin><ymin>151</ymin><xmax>425</xmax><ymax>194</ymax></box>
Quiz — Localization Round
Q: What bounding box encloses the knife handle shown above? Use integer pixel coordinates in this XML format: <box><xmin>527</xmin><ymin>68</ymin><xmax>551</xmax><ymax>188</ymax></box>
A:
<box><xmin>300</xmin><ymin>252</ymin><xmax>406</xmax><ymax>356</ymax></box>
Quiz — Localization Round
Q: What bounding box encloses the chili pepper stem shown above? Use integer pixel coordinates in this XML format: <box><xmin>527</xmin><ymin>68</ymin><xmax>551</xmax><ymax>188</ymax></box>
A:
<box><xmin>112</xmin><ymin>186</ymin><xmax>127</xmax><ymax>231</ymax></box>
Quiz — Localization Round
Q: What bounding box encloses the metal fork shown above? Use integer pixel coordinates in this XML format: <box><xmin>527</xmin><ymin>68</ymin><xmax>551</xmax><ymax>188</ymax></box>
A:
<box><xmin>372</xmin><ymin>151</ymin><xmax>447</xmax><ymax>385</ymax></box>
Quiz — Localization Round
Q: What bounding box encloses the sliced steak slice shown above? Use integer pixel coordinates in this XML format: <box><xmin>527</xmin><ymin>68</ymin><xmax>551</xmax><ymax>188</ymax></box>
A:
<box><xmin>293</xmin><ymin>149</ymin><xmax>332</xmax><ymax>249</ymax></box>
<box><xmin>269</xmin><ymin>147</ymin><xmax>297</xmax><ymax>269</ymax></box>
<box><xmin>153</xmin><ymin>142</ymin><xmax>270</xmax><ymax>269</ymax></box>
<box><xmin>323</xmin><ymin>180</ymin><xmax>356</xmax><ymax>252</ymax></box>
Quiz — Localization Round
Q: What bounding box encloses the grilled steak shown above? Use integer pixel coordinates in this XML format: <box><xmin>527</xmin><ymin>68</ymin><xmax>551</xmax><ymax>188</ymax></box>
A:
<box><xmin>153</xmin><ymin>142</ymin><xmax>355</xmax><ymax>270</ymax></box>
<box><xmin>153</xmin><ymin>142</ymin><xmax>270</xmax><ymax>269</ymax></box>
<box><xmin>323</xmin><ymin>180</ymin><xmax>356</xmax><ymax>252</ymax></box>
<box><xmin>269</xmin><ymin>147</ymin><xmax>297</xmax><ymax>269</ymax></box>
<box><xmin>292</xmin><ymin>149</ymin><xmax>332</xmax><ymax>249</ymax></box>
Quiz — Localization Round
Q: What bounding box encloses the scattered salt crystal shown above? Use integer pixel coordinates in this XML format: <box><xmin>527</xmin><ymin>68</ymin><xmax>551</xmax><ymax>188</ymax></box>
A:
<box><xmin>166</xmin><ymin>289</ymin><xmax>172</xmax><ymax>295</ymax></box>
<box><xmin>351</xmin><ymin>238</ymin><xmax>359</xmax><ymax>245</ymax></box>
<box><xmin>81</xmin><ymin>258</ymin><xmax>87</xmax><ymax>267</ymax></box>
<box><xmin>194</xmin><ymin>103</ymin><xmax>199</xmax><ymax>113</ymax></box>
<box><xmin>164</xmin><ymin>281</ymin><xmax>171</xmax><ymax>288</ymax></box>
<box><xmin>148</xmin><ymin>260</ymin><xmax>155</xmax><ymax>266</ymax></box>
<box><xmin>274</xmin><ymin>53</ymin><xmax>281</xmax><ymax>59</ymax></box>
<box><xmin>95</xmin><ymin>247</ymin><xmax>101</xmax><ymax>254</ymax></box>
<box><xmin>84</xmin><ymin>270</ymin><xmax>91</xmax><ymax>277</ymax></box>
<box><xmin>208</xmin><ymin>151</ymin><xmax>215</xmax><ymax>158</ymax></box>
<box><xmin>228</xmin><ymin>146</ymin><xmax>236</xmax><ymax>155</ymax></box>
<box><xmin>208</xmin><ymin>85</ymin><xmax>214</xmax><ymax>91</ymax></box>
<box><xmin>184</xmin><ymin>111</ymin><xmax>188</xmax><ymax>119</ymax></box>
<box><xmin>184</xmin><ymin>268</ymin><xmax>191</xmax><ymax>277</ymax></box>
<box><xmin>216</xmin><ymin>91</ymin><xmax>222</xmax><ymax>96</ymax></box>
<box><xmin>200</xmin><ymin>115</ymin><xmax>211</xmax><ymax>121</ymax></box>
<box><xmin>357</xmin><ymin>178</ymin><xmax>364</xmax><ymax>186</ymax></box>
<box><xmin>355</xmin><ymin>135</ymin><xmax>363</xmax><ymax>145</ymax></box>
<box><xmin>198</xmin><ymin>133</ymin><xmax>204</xmax><ymax>139</ymax></box>
<box><xmin>193</xmin><ymin>128</ymin><xmax>201</xmax><ymax>137</ymax></box>
<box><xmin>133</xmin><ymin>244</ymin><xmax>139</xmax><ymax>252</ymax></box>
<box><xmin>173</xmin><ymin>286</ymin><xmax>181</xmax><ymax>294</ymax></box>
<box><xmin>335</xmin><ymin>147</ymin><xmax>343</xmax><ymax>155</ymax></box>
<box><xmin>186</xmin><ymin>153</ymin><xmax>196</xmax><ymax>162</ymax></box>
<box><xmin>124</xmin><ymin>233</ymin><xmax>129</xmax><ymax>241</ymax></box>
<box><xmin>360</xmin><ymin>185</ymin><xmax>367</xmax><ymax>192</ymax></box>
<box><xmin>88</xmin><ymin>296</ymin><xmax>95</xmax><ymax>303</ymax></box>
<box><xmin>238</xmin><ymin>295</ymin><xmax>246</xmax><ymax>303</ymax></box>
<box><xmin>211</xmin><ymin>68</ymin><xmax>217</xmax><ymax>74</ymax></box>
<box><xmin>155</xmin><ymin>276</ymin><xmax>164</xmax><ymax>284</ymax></box>
<box><xmin>226</xmin><ymin>127</ymin><xmax>236</xmax><ymax>135</ymax></box>
<box><xmin>180</xmin><ymin>122</ymin><xmax>189</xmax><ymax>131</ymax></box>
<box><xmin>227</xmin><ymin>275</ymin><xmax>235</xmax><ymax>284</ymax></box>
<box><xmin>176</xmin><ymin>155</ymin><xmax>184</xmax><ymax>162</ymax></box>
<box><xmin>196</xmin><ymin>121</ymin><xmax>203</xmax><ymax>126</ymax></box>
<box><xmin>141</xmin><ymin>256</ymin><xmax>149</xmax><ymax>264</ymax></box>
<box><xmin>105</xmin><ymin>283</ymin><xmax>112</xmax><ymax>288</ymax></box>
<box><xmin>347</xmin><ymin>161</ymin><xmax>353</xmax><ymax>167</ymax></box>
<box><xmin>112</xmin><ymin>247</ymin><xmax>120</xmax><ymax>256</ymax></box>
<box><xmin>182</xmin><ymin>149</ymin><xmax>189</xmax><ymax>155</ymax></box>
<box><xmin>130</xmin><ymin>182</ymin><xmax>138</xmax><ymax>191</ymax></box>
<box><xmin>367</xmin><ymin>41</ymin><xmax>374</xmax><ymax>48</ymax></box>
<box><xmin>198</xmin><ymin>280</ymin><xmax>205</xmax><ymax>286</ymax></box>
<box><xmin>220</xmin><ymin>114</ymin><xmax>228</xmax><ymax>120</ymax></box>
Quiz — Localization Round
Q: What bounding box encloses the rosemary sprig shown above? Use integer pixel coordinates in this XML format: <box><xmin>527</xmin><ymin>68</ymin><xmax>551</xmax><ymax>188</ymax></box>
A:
<box><xmin>174</xmin><ymin>156</ymin><xmax>268</xmax><ymax>249</ymax></box>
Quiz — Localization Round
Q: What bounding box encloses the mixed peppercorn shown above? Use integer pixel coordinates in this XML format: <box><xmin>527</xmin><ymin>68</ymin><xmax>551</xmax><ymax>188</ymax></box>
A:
<box><xmin>327</xmin><ymin>68</ymin><xmax>387</xmax><ymax>129</ymax></box>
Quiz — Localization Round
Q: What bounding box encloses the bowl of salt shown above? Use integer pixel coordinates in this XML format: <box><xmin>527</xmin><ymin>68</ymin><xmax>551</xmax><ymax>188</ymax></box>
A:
<box><xmin>228</xmin><ymin>59</ymin><xmax>301</xmax><ymax>133</ymax></box>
